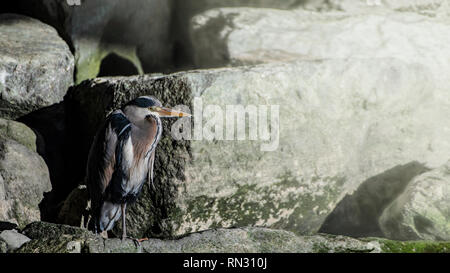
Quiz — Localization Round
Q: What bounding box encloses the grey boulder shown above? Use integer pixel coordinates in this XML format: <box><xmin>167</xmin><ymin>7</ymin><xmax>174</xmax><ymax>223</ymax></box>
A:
<box><xmin>0</xmin><ymin>230</ymin><xmax>31</xmax><ymax>251</ymax></box>
<box><xmin>0</xmin><ymin>132</ymin><xmax>52</xmax><ymax>228</ymax></box>
<box><xmin>65</xmin><ymin>57</ymin><xmax>449</xmax><ymax>238</ymax></box>
<box><xmin>0</xmin><ymin>14</ymin><xmax>74</xmax><ymax>119</ymax></box>
<box><xmin>0</xmin><ymin>118</ymin><xmax>37</xmax><ymax>152</ymax></box>
<box><xmin>380</xmin><ymin>160</ymin><xmax>450</xmax><ymax>241</ymax></box>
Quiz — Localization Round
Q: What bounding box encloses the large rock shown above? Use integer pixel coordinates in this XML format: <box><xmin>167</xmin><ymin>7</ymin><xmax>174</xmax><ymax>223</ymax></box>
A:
<box><xmin>13</xmin><ymin>221</ymin><xmax>450</xmax><ymax>253</ymax></box>
<box><xmin>65</xmin><ymin>57</ymin><xmax>449</xmax><ymax>238</ymax></box>
<box><xmin>17</xmin><ymin>221</ymin><xmax>95</xmax><ymax>253</ymax></box>
<box><xmin>0</xmin><ymin>14</ymin><xmax>74</xmax><ymax>119</ymax></box>
<box><xmin>190</xmin><ymin>7</ymin><xmax>450</xmax><ymax>75</ymax></box>
<box><xmin>18</xmin><ymin>103</ymin><xmax>74</xmax><ymax>222</ymax></box>
<box><xmin>0</xmin><ymin>230</ymin><xmax>31</xmax><ymax>251</ymax></box>
<box><xmin>173</xmin><ymin>0</ymin><xmax>305</xmax><ymax>68</ymax></box>
<box><xmin>0</xmin><ymin>118</ymin><xmax>36</xmax><ymax>152</ymax></box>
<box><xmin>0</xmin><ymin>134</ymin><xmax>52</xmax><ymax>228</ymax></box>
<box><xmin>10</xmin><ymin>0</ymin><xmax>172</xmax><ymax>83</ymax></box>
<box><xmin>380</xmin><ymin>160</ymin><xmax>450</xmax><ymax>241</ymax></box>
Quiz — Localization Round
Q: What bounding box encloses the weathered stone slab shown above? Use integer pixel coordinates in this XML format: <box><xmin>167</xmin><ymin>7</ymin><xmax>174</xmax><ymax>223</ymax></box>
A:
<box><xmin>0</xmin><ymin>136</ymin><xmax>52</xmax><ymax>228</ymax></box>
<box><xmin>65</xmin><ymin>57</ymin><xmax>449</xmax><ymax>238</ymax></box>
<box><xmin>190</xmin><ymin>7</ymin><xmax>450</xmax><ymax>78</ymax></box>
<box><xmin>0</xmin><ymin>14</ymin><xmax>74</xmax><ymax>119</ymax></box>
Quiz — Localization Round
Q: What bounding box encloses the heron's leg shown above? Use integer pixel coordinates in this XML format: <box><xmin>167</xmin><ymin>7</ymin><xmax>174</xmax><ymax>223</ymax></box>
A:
<box><xmin>121</xmin><ymin>203</ymin><xmax>127</xmax><ymax>241</ymax></box>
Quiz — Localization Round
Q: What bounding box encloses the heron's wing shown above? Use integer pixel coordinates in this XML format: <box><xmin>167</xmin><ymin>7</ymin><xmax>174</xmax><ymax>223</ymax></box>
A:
<box><xmin>86</xmin><ymin>110</ymin><xmax>131</xmax><ymax>207</ymax></box>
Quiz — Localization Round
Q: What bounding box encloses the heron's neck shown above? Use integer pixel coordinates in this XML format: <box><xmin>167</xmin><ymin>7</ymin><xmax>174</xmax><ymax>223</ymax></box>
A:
<box><xmin>131</xmin><ymin>114</ymin><xmax>162</xmax><ymax>158</ymax></box>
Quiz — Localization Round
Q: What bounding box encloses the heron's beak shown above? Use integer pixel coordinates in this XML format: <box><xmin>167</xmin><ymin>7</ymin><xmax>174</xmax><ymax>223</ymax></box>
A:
<box><xmin>149</xmin><ymin>106</ymin><xmax>191</xmax><ymax>117</ymax></box>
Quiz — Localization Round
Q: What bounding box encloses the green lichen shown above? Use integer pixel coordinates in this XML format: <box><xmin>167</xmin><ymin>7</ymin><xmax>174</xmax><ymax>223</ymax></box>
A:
<box><xmin>379</xmin><ymin>239</ymin><xmax>450</xmax><ymax>253</ymax></box>
<box><xmin>177</xmin><ymin>171</ymin><xmax>346</xmax><ymax>236</ymax></box>
<box><xmin>75</xmin><ymin>46</ymin><xmax>143</xmax><ymax>84</ymax></box>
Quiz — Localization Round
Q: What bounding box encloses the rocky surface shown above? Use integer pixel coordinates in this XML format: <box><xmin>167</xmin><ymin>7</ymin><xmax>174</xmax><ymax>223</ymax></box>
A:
<box><xmin>314</xmin><ymin>0</ymin><xmax>449</xmax><ymax>15</ymax></box>
<box><xmin>57</xmin><ymin>185</ymin><xmax>89</xmax><ymax>227</ymax></box>
<box><xmin>0</xmin><ymin>133</ymin><xmax>52</xmax><ymax>228</ymax></box>
<box><xmin>0</xmin><ymin>14</ymin><xmax>74</xmax><ymax>119</ymax></box>
<box><xmin>319</xmin><ymin>162</ymin><xmax>431</xmax><ymax>238</ymax></box>
<box><xmin>0</xmin><ymin>118</ymin><xmax>37</xmax><ymax>152</ymax></box>
<box><xmin>65</xmin><ymin>56</ymin><xmax>449</xmax><ymax>238</ymax></box>
<box><xmin>18</xmin><ymin>103</ymin><xmax>73</xmax><ymax>222</ymax></box>
<box><xmin>0</xmin><ymin>229</ymin><xmax>31</xmax><ymax>251</ymax></box>
<box><xmin>12</xmin><ymin>221</ymin><xmax>450</xmax><ymax>253</ymax></box>
<box><xmin>380</xmin><ymin>160</ymin><xmax>450</xmax><ymax>241</ymax></box>
<box><xmin>190</xmin><ymin>7</ymin><xmax>450</xmax><ymax>74</ymax></box>
<box><xmin>173</xmin><ymin>0</ymin><xmax>304</xmax><ymax>67</ymax></box>
<box><xmin>0</xmin><ymin>0</ymin><xmax>447</xmax><ymax>253</ymax></box>
<box><xmin>0</xmin><ymin>237</ymin><xmax>6</xmax><ymax>253</ymax></box>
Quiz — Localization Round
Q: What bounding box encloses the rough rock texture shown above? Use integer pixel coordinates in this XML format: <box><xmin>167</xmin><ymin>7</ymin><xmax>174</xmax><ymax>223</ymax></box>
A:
<box><xmin>319</xmin><ymin>162</ymin><xmax>430</xmax><ymax>238</ymax></box>
<box><xmin>173</xmin><ymin>0</ymin><xmax>304</xmax><ymax>68</ymax></box>
<box><xmin>0</xmin><ymin>118</ymin><xmax>36</xmax><ymax>152</ymax></box>
<box><xmin>18</xmin><ymin>103</ymin><xmax>74</xmax><ymax>223</ymax></box>
<box><xmin>66</xmin><ymin>57</ymin><xmax>449</xmax><ymax>238</ymax></box>
<box><xmin>57</xmin><ymin>185</ymin><xmax>89</xmax><ymax>227</ymax></box>
<box><xmin>190</xmin><ymin>7</ymin><xmax>450</xmax><ymax>74</ymax></box>
<box><xmin>314</xmin><ymin>0</ymin><xmax>450</xmax><ymax>16</ymax></box>
<box><xmin>0</xmin><ymin>229</ymin><xmax>31</xmax><ymax>251</ymax></box>
<box><xmin>0</xmin><ymin>237</ymin><xmax>6</xmax><ymax>253</ymax></box>
<box><xmin>17</xmin><ymin>221</ymin><xmax>95</xmax><ymax>253</ymax></box>
<box><xmin>0</xmin><ymin>14</ymin><xmax>74</xmax><ymax>119</ymax></box>
<box><xmin>0</xmin><ymin>137</ymin><xmax>52</xmax><ymax>228</ymax></box>
<box><xmin>9</xmin><ymin>0</ymin><xmax>172</xmax><ymax>83</ymax></box>
<box><xmin>13</xmin><ymin>222</ymin><xmax>450</xmax><ymax>253</ymax></box>
<box><xmin>380</xmin><ymin>160</ymin><xmax>450</xmax><ymax>241</ymax></box>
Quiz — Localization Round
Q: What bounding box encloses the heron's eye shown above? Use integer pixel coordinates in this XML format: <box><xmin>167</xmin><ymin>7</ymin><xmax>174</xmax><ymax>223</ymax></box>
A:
<box><xmin>149</xmin><ymin>106</ymin><xmax>160</xmax><ymax>112</ymax></box>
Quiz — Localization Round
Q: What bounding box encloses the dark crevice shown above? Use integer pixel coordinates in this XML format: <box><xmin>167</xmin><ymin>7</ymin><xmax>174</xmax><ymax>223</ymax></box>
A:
<box><xmin>18</xmin><ymin>103</ymin><xmax>76</xmax><ymax>223</ymax></box>
<box><xmin>97</xmin><ymin>53</ymin><xmax>139</xmax><ymax>77</ymax></box>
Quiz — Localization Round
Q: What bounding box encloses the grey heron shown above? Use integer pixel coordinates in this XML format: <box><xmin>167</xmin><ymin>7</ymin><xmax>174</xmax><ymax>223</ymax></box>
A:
<box><xmin>86</xmin><ymin>96</ymin><xmax>190</xmax><ymax>240</ymax></box>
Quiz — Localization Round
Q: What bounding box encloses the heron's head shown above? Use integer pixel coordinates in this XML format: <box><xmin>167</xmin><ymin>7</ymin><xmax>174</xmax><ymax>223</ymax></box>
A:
<box><xmin>122</xmin><ymin>96</ymin><xmax>191</xmax><ymax>123</ymax></box>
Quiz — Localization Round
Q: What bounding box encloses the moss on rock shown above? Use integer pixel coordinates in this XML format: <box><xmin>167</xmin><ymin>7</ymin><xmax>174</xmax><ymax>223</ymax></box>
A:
<box><xmin>0</xmin><ymin>118</ymin><xmax>37</xmax><ymax>152</ymax></box>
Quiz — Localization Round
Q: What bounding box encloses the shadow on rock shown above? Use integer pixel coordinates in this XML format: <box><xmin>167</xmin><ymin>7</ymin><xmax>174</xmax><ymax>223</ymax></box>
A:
<box><xmin>18</xmin><ymin>103</ymin><xmax>78</xmax><ymax>223</ymax></box>
<box><xmin>319</xmin><ymin>161</ymin><xmax>430</xmax><ymax>238</ymax></box>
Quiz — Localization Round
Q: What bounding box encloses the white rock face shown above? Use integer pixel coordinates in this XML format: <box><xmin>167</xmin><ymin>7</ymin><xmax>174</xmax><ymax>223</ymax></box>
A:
<box><xmin>380</xmin><ymin>160</ymin><xmax>450</xmax><ymax>241</ymax></box>
<box><xmin>301</xmin><ymin>0</ymin><xmax>449</xmax><ymax>15</ymax></box>
<box><xmin>190</xmin><ymin>7</ymin><xmax>450</xmax><ymax>85</ymax></box>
